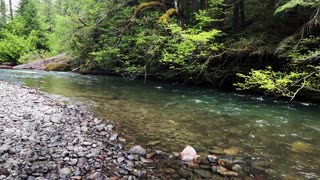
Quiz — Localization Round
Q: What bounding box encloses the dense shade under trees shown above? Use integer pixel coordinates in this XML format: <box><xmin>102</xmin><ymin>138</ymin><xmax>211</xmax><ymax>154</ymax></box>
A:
<box><xmin>0</xmin><ymin>0</ymin><xmax>319</xmax><ymax>100</ymax></box>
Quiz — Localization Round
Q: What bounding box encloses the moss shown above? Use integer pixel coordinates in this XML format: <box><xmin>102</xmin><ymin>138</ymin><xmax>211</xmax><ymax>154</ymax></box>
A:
<box><xmin>159</xmin><ymin>8</ymin><xmax>178</xmax><ymax>24</ymax></box>
<box><xmin>45</xmin><ymin>63</ymin><xmax>70</xmax><ymax>71</ymax></box>
<box><xmin>134</xmin><ymin>2</ymin><xmax>163</xmax><ymax>17</ymax></box>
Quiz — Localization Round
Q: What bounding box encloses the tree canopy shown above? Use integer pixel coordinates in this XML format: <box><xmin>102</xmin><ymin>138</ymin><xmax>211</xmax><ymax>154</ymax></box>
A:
<box><xmin>0</xmin><ymin>0</ymin><xmax>319</xmax><ymax>100</ymax></box>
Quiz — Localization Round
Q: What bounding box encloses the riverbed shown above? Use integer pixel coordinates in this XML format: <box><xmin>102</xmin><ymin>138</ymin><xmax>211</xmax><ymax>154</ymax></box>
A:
<box><xmin>1</xmin><ymin>69</ymin><xmax>319</xmax><ymax>179</ymax></box>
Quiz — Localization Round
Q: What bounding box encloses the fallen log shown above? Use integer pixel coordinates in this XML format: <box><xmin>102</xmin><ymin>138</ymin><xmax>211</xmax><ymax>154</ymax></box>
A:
<box><xmin>0</xmin><ymin>65</ymin><xmax>13</xmax><ymax>69</ymax></box>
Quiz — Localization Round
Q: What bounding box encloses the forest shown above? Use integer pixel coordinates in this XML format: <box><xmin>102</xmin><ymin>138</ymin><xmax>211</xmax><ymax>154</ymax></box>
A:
<box><xmin>0</xmin><ymin>0</ymin><xmax>319</xmax><ymax>100</ymax></box>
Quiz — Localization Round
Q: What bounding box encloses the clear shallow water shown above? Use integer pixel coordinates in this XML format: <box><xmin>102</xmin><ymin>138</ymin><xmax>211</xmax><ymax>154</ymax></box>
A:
<box><xmin>1</xmin><ymin>69</ymin><xmax>320</xmax><ymax>179</ymax></box>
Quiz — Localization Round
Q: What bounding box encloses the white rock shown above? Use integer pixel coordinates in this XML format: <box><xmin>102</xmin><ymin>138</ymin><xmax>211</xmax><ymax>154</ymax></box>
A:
<box><xmin>180</xmin><ymin>146</ymin><xmax>197</xmax><ymax>161</ymax></box>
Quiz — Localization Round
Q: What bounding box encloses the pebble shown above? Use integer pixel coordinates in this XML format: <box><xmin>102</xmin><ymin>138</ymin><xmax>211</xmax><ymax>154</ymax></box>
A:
<box><xmin>217</xmin><ymin>165</ymin><xmax>227</xmax><ymax>173</ymax></box>
<box><xmin>220</xmin><ymin>171</ymin><xmax>239</xmax><ymax>176</ymax></box>
<box><xmin>0</xmin><ymin>168</ymin><xmax>9</xmax><ymax>177</ymax></box>
<box><xmin>128</xmin><ymin>145</ymin><xmax>146</xmax><ymax>155</ymax></box>
<box><xmin>71</xmin><ymin>176</ymin><xmax>82</xmax><ymax>180</ymax></box>
<box><xmin>193</xmin><ymin>169</ymin><xmax>212</xmax><ymax>178</ymax></box>
<box><xmin>165</xmin><ymin>168</ymin><xmax>176</xmax><ymax>174</ymax></box>
<box><xmin>209</xmin><ymin>149</ymin><xmax>224</xmax><ymax>155</ymax></box>
<box><xmin>211</xmin><ymin>166</ymin><xmax>217</xmax><ymax>173</ymax></box>
<box><xmin>232</xmin><ymin>164</ymin><xmax>242</xmax><ymax>172</ymax></box>
<box><xmin>117</xmin><ymin>157</ymin><xmax>125</xmax><ymax>163</ymax></box>
<box><xmin>88</xmin><ymin>172</ymin><xmax>101</xmax><ymax>179</ymax></box>
<box><xmin>60</xmin><ymin>168</ymin><xmax>72</xmax><ymax>175</ymax></box>
<box><xmin>207</xmin><ymin>155</ymin><xmax>217</xmax><ymax>163</ymax></box>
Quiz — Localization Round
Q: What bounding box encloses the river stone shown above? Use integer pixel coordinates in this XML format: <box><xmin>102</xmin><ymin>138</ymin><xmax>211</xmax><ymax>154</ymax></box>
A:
<box><xmin>117</xmin><ymin>157</ymin><xmax>125</xmax><ymax>163</ymax></box>
<box><xmin>0</xmin><ymin>168</ymin><xmax>10</xmax><ymax>177</ymax></box>
<box><xmin>223</xmin><ymin>147</ymin><xmax>240</xmax><ymax>156</ymax></box>
<box><xmin>140</xmin><ymin>157</ymin><xmax>153</xmax><ymax>163</ymax></box>
<box><xmin>218</xmin><ymin>158</ymin><xmax>233</xmax><ymax>169</ymax></box>
<box><xmin>128</xmin><ymin>145</ymin><xmax>146</xmax><ymax>155</ymax></box>
<box><xmin>88</xmin><ymin>172</ymin><xmax>101</xmax><ymax>179</ymax></box>
<box><xmin>180</xmin><ymin>146</ymin><xmax>197</xmax><ymax>161</ymax></box>
<box><xmin>220</xmin><ymin>171</ymin><xmax>238</xmax><ymax>176</ymax></box>
<box><xmin>165</xmin><ymin>168</ymin><xmax>176</xmax><ymax>174</ymax></box>
<box><xmin>95</xmin><ymin>124</ymin><xmax>105</xmax><ymax>132</ymax></box>
<box><xmin>105</xmin><ymin>125</ymin><xmax>113</xmax><ymax>131</ymax></box>
<box><xmin>60</xmin><ymin>168</ymin><xmax>72</xmax><ymax>175</ymax></box>
<box><xmin>0</xmin><ymin>145</ymin><xmax>9</xmax><ymax>155</ymax></box>
<box><xmin>217</xmin><ymin>165</ymin><xmax>227</xmax><ymax>174</ymax></box>
<box><xmin>70</xmin><ymin>176</ymin><xmax>82</xmax><ymax>180</ymax></box>
<box><xmin>193</xmin><ymin>155</ymin><xmax>202</xmax><ymax>163</ymax></box>
<box><xmin>110</xmin><ymin>133</ymin><xmax>118</xmax><ymax>141</ymax></box>
<box><xmin>193</xmin><ymin>169</ymin><xmax>212</xmax><ymax>178</ymax></box>
<box><xmin>74</xmin><ymin>170</ymin><xmax>81</xmax><ymax>176</ymax></box>
<box><xmin>231</xmin><ymin>164</ymin><xmax>242</xmax><ymax>172</ymax></box>
<box><xmin>27</xmin><ymin>176</ymin><xmax>36</xmax><ymax>180</ymax></box>
<box><xmin>211</xmin><ymin>166</ymin><xmax>217</xmax><ymax>173</ymax></box>
<box><xmin>209</xmin><ymin>149</ymin><xmax>224</xmax><ymax>155</ymax></box>
<box><xmin>199</xmin><ymin>165</ymin><xmax>211</xmax><ymax>169</ymax></box>
<box><xmin>208</xmin><ymin>155</ymin><xmax>217</xmax><ymax>163</ymax></box>
<box><xmin>68</xmin><ymin>159</ymin><xmax>78</xmax><ymax>166</ymax></box>
<box><xmin>178</xmin><ymin>169</ymin><xmax>192</xmax><ymax>179</ymax></box>
<box><xmin>147</xmin><ymin>140</ymin><xmax>161</xmax><ymax>146</ymax></box>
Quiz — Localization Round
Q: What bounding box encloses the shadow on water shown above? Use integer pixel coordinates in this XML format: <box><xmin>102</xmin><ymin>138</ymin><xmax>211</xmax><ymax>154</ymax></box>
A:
<box><xmin>1</xmin><ymin>69</ymin><xmax>320</xmax><ymax>179</ymax></box>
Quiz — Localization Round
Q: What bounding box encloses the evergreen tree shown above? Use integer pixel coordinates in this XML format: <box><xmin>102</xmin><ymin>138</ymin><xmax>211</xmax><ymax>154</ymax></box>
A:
<box><xmin>17</xmin><ymin>0</ymin><xmax>41</xmax><ymax>35</ymax></box>
<box><xmin>9</xmin><ymin>0</ymin><xmax>13</xmax><ymax>20</ymax></box>
<box><xmin>0</xmin><ymin>0</ymin><xmax>6</xmax><ymax>27</ymax></box>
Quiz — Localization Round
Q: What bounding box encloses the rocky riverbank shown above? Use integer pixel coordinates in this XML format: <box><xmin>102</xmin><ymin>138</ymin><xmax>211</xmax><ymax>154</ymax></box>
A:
<box><xmin>0</xmin><ymin>81</ymin><xmax>264</xmax><ymax>179</ymax></box>
<box><xmin>0</xmin><ymin>81</ymin><xmax>158</xmax><ymax>179</ymax></box>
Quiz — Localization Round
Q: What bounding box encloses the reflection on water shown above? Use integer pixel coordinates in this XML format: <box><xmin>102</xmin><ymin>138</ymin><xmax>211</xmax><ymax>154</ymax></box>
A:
<box><xmin>1</xmin><ymin>69</ymin><xmax>320</xmax><ymax>179</ymax></box>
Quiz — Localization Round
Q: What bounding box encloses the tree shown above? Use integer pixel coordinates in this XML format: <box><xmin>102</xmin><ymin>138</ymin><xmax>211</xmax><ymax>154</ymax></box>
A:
<box><xmin>17</xmin><ymin>0</ymin><xmax>42</xmax><ymax>35</ymax></box>
<box><xmin>0</xmin><ymin>0</ymin><xmax>6</xmax><ymax>26</ymax></box>
<box><xmin>232</xmin><ymin>0</ymin><xmax>245</xmax><ymax>32</ymax></box>
<box><xmin>9</xmin><ymin>0</ymin><xmax>13</xmax><ymax>20</ymax></box>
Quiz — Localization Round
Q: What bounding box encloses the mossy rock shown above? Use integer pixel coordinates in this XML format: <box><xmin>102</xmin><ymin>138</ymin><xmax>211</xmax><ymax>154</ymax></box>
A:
<box><xmin>45</xmin><ymin>63</ymin><xmax>70</xmax><ymax>71</ymax></box>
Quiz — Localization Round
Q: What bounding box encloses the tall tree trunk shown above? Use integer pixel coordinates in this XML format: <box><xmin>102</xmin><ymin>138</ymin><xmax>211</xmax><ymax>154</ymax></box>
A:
<box><xmin>232</xmin><ymin>0</ymin><xmax>240</xmax><ymax>32</ymax></box>
<box><xmin>9</xmin><ymin>0</ymin><xmax>13</xmax><ymax>20</ymax></box>
<box><xmin>175</xmin><ymin>0</ymin><xmax>182</xmax><ymax>26</ymax></box>
<box><xmin>0</xmin><ymin>0</ymin><xmax>6</xmax><ymax>26</ymax></box>
<box><xmin>239</xmin><ymin>0</ymin><xmax>245</xmax><ymax>28</ymax></box>
<box><xmin>199</xmin><ymin>0</ymin><xmax>207</xmax><ymax>10</ymax></box>
<box><xmin>191</xmin><ymin>0</ymin><xmax>198</xmax><ymax>24</ymax></box>
<box><xmin>232</xmin><ymin>0</ymin><xmax>245</xmax><ymax>31</ymax></box>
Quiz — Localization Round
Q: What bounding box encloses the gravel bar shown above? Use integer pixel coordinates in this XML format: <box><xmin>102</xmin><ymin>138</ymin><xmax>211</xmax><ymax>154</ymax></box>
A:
<box><xmin>0</xmin><ymin>81</ymin><xmax>160</xmax><ymax>179</ymax></box>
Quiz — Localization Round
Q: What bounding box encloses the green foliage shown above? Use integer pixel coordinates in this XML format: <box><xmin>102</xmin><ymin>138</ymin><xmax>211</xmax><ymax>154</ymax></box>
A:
<box><xmin>235</xmin><ymin>66</ymin><xmax>320</xmax><ymax>99</ymax></box>
<box><xmin>161</xmin><ymin>23</ymin><xmax>221</xmax><ymax>73</ymax></box>
<box><xmin>275</xmin><ymin>0</ymin><xmax>318</xmax><ymax>14</ymax></box>
<box><xmin>276</xmin><ymin>35</ymin><xmax>320</xmax><ymax>63</ymax></box>
<box><xmin>47</xmin><ymin>15</ymin><xmax>74</xmax><ymax>54</ymax></box>
<box><xmin>0</xmin><ymin>30</ymin><xmax>30</xmax><ymax>63</ymax></box>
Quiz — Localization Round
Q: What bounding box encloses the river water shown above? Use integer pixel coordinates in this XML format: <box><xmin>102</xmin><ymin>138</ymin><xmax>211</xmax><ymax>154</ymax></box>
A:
<box><xmin>1</xmin><ymin>69</ymin><xmax>320</xmax><ymax>179</ymax></box>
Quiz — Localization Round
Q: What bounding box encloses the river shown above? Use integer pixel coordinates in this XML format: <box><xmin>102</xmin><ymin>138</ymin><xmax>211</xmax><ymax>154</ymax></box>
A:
<box><xmin>1</xmin><ymin>69</ymin><xmax>319</xmax><ymax>179</ymax></box>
